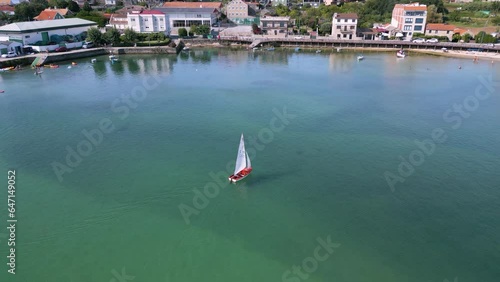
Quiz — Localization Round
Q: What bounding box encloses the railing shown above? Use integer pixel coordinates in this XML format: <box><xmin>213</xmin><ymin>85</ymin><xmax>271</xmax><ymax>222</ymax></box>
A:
<box><xmin>219</xmin><ymin>36</ymin><xmax>500</xmax><ymax>51</ymax></box>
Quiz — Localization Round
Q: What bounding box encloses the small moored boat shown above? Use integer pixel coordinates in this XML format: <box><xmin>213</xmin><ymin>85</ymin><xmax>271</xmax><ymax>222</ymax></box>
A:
<box><xmin>357</xmin><ymin>55</ymin><xmax>364</xmax><ymax>61</ymax></box>
<box><xmin>397</xmin><ymin>50</ymin><xmax>406</xmax><ymax>58</ymax></box>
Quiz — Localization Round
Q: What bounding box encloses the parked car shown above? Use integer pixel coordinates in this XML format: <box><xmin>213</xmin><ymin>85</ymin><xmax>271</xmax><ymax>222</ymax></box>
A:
<box><xmin>82</xmin><ymin>41</ymin><xmax>94</xmax><ymax>49</ymax></box>
<box><xmin>55</xmin><ymin>46</ymin><xmax>67</xmax><ymax>52</ymax></box>
<box><xmin>1</xmin><ymin>51</ymin><xmax>17</xmax><ymax>58</ymax></box>
<box><xmin>294</xmin><ymin>36</ymin><xmax>303</xmax><ymax>39</ymax></box>
<box><xmin>412</xmin><ymin>38</ymin><xmax>425</xmax><ymax>43</ymax></box>
<box><xmin>426</xmin><ymin>38</ymin><xmax>439</xmax><ymax>43</ymax></box>
<box><xmin>22</xmin><ymin>46</ymin><xmax>38</xmax><ymax>54</ymax></box>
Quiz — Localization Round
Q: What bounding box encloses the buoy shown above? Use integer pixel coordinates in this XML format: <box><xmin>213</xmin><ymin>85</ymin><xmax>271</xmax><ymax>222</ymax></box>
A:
<box><xmin>71</xmin><ymin>62</ymin><xmax>77</xmax><ymax>66</ymax></box>
<box><xmin>68</xmin><ymin>66</ymin><xmax>72</xmax><ymax>69</ymax></box>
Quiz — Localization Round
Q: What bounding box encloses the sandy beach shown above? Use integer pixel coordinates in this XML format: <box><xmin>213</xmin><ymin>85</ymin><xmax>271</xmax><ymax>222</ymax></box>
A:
<box><xmin>410</xmin><ymin>48</ymin><xmax>500</xmax><ymax>62</ymax></box>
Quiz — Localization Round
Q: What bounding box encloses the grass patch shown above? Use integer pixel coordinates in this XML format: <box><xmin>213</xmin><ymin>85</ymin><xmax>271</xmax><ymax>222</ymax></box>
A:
<box><xmin>136</xmin><ymin>40</ymin><xmax>172</xmax><ymax>47</ymax></box>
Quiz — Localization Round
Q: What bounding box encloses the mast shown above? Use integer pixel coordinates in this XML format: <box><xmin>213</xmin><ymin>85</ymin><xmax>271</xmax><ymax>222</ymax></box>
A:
<box><xmin>233</xmin><ymin>134</ymin><xmax>247</xmax><ymax>175</ymax></box>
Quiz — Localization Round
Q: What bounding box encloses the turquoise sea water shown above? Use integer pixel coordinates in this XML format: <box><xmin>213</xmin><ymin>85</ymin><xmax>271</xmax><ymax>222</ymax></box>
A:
<box><xmin>0</xmin><ymin>49</ymin><xmax>499</xmax><ymax>282</ymax></box>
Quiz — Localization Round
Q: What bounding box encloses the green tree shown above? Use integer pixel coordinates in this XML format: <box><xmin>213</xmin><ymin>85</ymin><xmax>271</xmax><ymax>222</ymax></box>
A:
<box><xmin>275</xmin><ymin>4</ymin><xmax>289</xmax><ymax>16</ymax></box>
<box><xmin>123</xmin><ymin>28</ymin><xmax>138</xmax><ymax>43</ymax></box>
<box><xmin>319</xmin><ymin>22</ymin><xmax>332</xmax><ymax>36</ymax></box>
<box><xmin>14</xmin><ymin>0</ymin><xmax>49</xmax><ymax>21</ymax></box>
<box><xmin>475</xmin><ymin>31</ymin><xmax>496</xmax><ymax>43</ymax></box>
<box><xmin>104</xmin><ymin>27</ymin><xmax>121</xmax><ymax>45</ymax></box>
<box><xmin>197</xmin><ymin>25</ymin><xmax>210</xmax><ymax>35</ymax></box>
<box><xmin>14</xmin><ymin>2</ymin><xmax>36</xmax><ymax>21</ymax></box>
<box><xmin>82</xmin><ymin>1</ymin><xmax>92</xmax><ymax>12</ymax></box>
<box><xmin>462</xmin><ymin>33</ymin><xmax>472</xmax><ymax>42</ymax></box>
<box><xmin>178</xmin><ymin>28</ymin><xmax>188</xmax><ymax>37</ymax></box>
<box><xmin>427</xmin><ymin>5</ymin><xmax>443</xmax><ymax>23</ymax></box>
<box><xmin>190</xmin><ymin>25</ymin><xmax>199</xmax><ymax>35</ymax></box>
<box><xmin>452</xmin><ymin>33</ymin><xmax>462</xmax><ymax>42</ymax></box>
<box><xmin>67</xmin><ymin>1</ymin><xmax>80</xmax><ymax>13</ymax></box>
<box><xmin>87</xmin><ymin>27</ymin><xmax>102</xmax><ymax>45</ymax></box>
<box><xmin>48</xmin><ymin>0</ymin><xmax>68</xmax><ymax>8</ymax></box>
<box><xmin>492</xmin><ymin>16</ymin><xmax>500</xmax><ymax>26</ymax></box>
<box><xmin>446</xmin><ymin>10</ymin><xmax>461</xmax><ymax>22</ymax></box>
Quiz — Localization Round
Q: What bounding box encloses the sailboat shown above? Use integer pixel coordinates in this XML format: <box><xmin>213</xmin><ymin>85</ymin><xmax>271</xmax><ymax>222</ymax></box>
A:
<box><xmin>228</xmin><ymin>134</ymin><xmax>253</xmax><ymax>183</ymax></box>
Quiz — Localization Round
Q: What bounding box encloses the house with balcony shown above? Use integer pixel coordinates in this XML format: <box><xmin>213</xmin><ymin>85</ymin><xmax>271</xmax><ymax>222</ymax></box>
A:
<box><xmin>260</xmin><ymin>16</ymin><xmax>289</xmax><ymax>37</ymax></box>
<box><xmin>226</xmin><ymin>0</ymin><xmax>248</xmax><ymax>20</ymax></box>
<box><xmin>127</xmin><ymin>10</ymin><xmax>168</xmax><ymax>33</ymax></box>
<box><xmin>331</xmin><ymin>13</ymin><xmax>358</xmax><ymax>40</ymax></box>
<box><xmin>107</xmin><ymin>6</ymin><xmax>144</xmax><ymax>31</ymax></box>
<box><xmin>109</xmin><ymin>13</ymin><xmax>128</xmax><ymax>31</ymax></box>
<box><xmin>391</xmin><ymin>2</ymin><xmax>427</xmax><ymax>40</ymax></box>
<box><xmin>225</xmin><ymin>0</ymin><xmax>259</xmax><ymax>25</ymax></box>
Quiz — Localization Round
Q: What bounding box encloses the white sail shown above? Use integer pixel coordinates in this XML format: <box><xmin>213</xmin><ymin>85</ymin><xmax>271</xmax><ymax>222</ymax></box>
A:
<box><xmin>233</xmin><ymin>134</ymin><xmax>247</xmax><ymax>175</ymax></box>
<box><xmin>245</xmin><ymin>151</ymin><xmax>251</xmax><ymax>168</ymax></box>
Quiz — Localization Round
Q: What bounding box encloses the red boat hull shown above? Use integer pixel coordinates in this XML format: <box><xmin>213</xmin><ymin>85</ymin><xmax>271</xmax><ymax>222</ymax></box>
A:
<box><xmin>228</xmin><ymin>167</ymin><xmax>252</xmax><ymax>183</ymax></box>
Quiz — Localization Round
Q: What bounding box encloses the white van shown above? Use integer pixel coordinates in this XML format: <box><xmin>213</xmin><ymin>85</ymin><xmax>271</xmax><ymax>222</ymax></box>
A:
<box><xmin>82</xmin><ymin>42</ymin><xmax>94</xmax><ymax>49</ymax></box>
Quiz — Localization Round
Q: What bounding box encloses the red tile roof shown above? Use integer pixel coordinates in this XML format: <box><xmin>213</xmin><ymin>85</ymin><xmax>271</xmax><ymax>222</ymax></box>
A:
<box><xmin>139</xmin><ymin>10</ymin><xmax>164</xmax><ymax>15</ymax></box>
<box><xmin>162</xmin><ymin>1</ymin><xmax>222</xmax><ymax>9</ymax></box>
<box><xmin>0</xmin><ymin>5</ymin><xmax>14</xmax><ymax>12</ymax></box>
<box><xmin>394</xmin><ymin>3</ymin><xmax>427</xmax><ymax>11</ymax></box>
<box><xmin>335</xmin><ymin>13</ymin><xmax>358</xmax><ymax>19</ymax></box>
<box><xmin>34</xmin><ymin>10</ymin><xmax>63</xmax><ymax>20</ymax></box>
<box><xmin>426</xmin><ymin>23</ymin><xmax>456</xmax><ymax>31</ymax></box>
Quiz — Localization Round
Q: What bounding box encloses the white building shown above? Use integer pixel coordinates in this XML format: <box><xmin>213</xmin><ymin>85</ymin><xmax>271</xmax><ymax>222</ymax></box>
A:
<box><xmin>109</xmin><ymin>14</ymin><xmax>128</xmax><ymax>31</ymax></box>
<box><xmin>0</xmin><ymin>18</ymin><xmax>97</xmax><ymax>46</ymax></box>
<box><xmin>157</xmin><ymin>7</ymin><xmax>218</xmax><ymax>36</ymax></box>
<box><xmin>0</xmin><ymin>41</ymin><xmax>23</xmax><ymax>55</ymax></box>
<box><xmin>127</xmin><ymin>10</ymin><xmax>168</xmax><ymax>33</ymax></box>
<box><xmin>331</xmin><ymin>13</ymin><xmax>358</xmax><ymax>40</ymax></box>
<box><xmin>272</xmin><ymin>0</ymin><xmax>289</xmax><ymax>6</ymax></box>
<box><xmin>105</xmin><ymin>0</ymin><xmax>116</xmax><ymax>5</ymax></box>
<box><xmin>391</xmin><ymin>2</ymin><xmax>427</xmax><ymax>40</ymax></box>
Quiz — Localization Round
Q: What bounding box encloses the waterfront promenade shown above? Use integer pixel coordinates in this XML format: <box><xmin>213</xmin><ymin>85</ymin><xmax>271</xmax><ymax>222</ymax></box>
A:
<box><xmin>220</xmin><ymin>36</ymin><xmax>500</xmax><ymax>52</ymax></box>
<box><xmin>1</xmin><ymin>36</ymin><xmax>499</xmax><ymax>68</ymax></box>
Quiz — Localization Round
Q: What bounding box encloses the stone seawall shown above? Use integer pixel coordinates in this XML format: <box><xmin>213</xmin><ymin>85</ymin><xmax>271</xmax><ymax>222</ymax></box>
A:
<box><xmin>105</xmin><ymin>41</ymin><xmax>183</xmax><ymax>55</ymax></box>
<box><xmin>43</xmin><ymin>49</ymin><xmax>108</xmax><ymax>64</ymax></box>
<box><xmin>0</xmin><ymin>41</ymin><xmax>184</xmax><ymax>68</ymax></box>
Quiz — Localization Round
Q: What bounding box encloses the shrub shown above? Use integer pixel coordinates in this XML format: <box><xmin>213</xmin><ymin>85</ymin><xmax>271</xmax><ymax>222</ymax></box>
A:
<box><xmin>135</xmin><ymin>40</ymin><xmax>172</xmax><ymax>47</ymax></box>
<box><xmin>178</xmin><ymin>28</ymin><xmax>188</xmax><ymax>37</ymax></box>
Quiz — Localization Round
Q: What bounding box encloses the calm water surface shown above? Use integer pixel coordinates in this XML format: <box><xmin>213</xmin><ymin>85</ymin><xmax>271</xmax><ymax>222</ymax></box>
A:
<box><xmin>0</xmin><ymin>49</ymin><xmax>499</xmax><ymax>282</ymax></box>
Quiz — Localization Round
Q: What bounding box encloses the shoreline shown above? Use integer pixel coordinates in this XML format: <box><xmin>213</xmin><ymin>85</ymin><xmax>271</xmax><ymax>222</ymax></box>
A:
<box><xmin>1</xmin><ymin>40</ymin><xmax>499</xmax><ymax>68</ymax></box>
<box><xmin>409</xmin><ymin>48</ymin><xmax>500</xmax><ymax>61</ymax></box>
